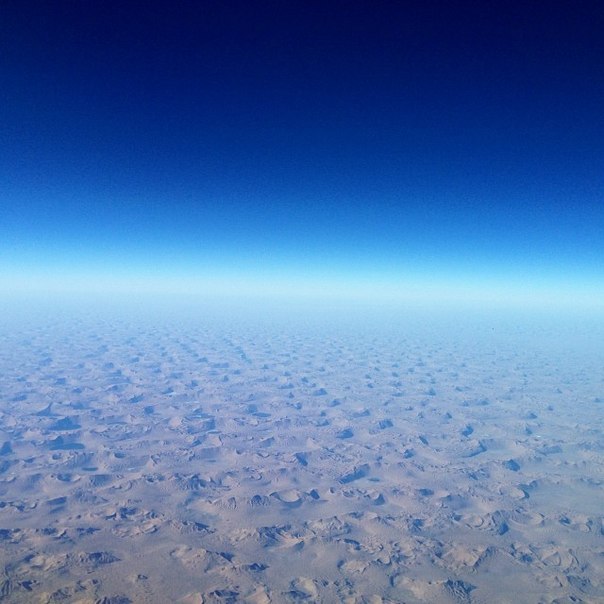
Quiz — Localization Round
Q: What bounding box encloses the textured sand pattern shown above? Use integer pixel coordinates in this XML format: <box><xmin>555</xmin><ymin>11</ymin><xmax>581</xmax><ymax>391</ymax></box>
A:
<box><xmin>0</xmin><ymin>312</ymin><xmax>602</xmax><ymax>603</ymax></box>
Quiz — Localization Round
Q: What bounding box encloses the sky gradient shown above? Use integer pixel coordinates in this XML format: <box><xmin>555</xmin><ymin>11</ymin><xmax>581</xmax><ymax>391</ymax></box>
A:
<box><xmin>1</xmin><ymin>1</ymin><xmax>603</xmax><ymax>306</ymax></box>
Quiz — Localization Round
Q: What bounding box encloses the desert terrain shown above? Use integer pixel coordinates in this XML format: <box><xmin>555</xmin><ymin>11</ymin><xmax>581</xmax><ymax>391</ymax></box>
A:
<box><xmin>0</xmin><ymin>305</ymin><xmax>602</xmax><ymax>603</ymax></box>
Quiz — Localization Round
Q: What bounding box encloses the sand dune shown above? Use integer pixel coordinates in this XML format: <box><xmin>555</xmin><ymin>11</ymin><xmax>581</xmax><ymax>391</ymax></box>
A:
<box><xmin>0</xmin><ymin>311</ymin><xmax>602</xmax><ymax>602</ymax></box>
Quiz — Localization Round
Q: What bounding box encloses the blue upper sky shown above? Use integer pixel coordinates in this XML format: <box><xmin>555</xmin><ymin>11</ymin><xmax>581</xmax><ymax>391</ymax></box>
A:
<box><xmin>1</xmin><ymin>1</ymin><xmax>603</xmax><ymax>304</ymax></box>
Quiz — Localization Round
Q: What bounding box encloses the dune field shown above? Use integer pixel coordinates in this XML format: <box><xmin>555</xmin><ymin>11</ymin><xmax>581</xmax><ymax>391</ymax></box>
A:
<box><xmin>0</xmin><ymin>307</ymin><xmax>602</xmax><ymax>603</ymax></box>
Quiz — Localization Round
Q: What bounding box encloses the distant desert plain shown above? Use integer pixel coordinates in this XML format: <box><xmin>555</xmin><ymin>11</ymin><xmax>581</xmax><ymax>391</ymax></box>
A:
<box><xmin>0</xmin><ymin>304</ymin><xmax>602</xmax><ymax>603</ymax></box>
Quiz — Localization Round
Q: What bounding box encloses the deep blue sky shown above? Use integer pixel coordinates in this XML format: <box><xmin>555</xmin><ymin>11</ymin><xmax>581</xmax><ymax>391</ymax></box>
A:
<box><xmin>1</xmin><ymin>1</ymin><xmax>603</xmax><ymax>301</ymax></box>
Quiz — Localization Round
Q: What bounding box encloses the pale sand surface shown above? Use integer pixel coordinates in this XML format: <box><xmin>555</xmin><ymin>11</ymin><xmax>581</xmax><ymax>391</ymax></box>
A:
<box><xmin>0</xmin><ymin>308</ymin><xmax>602</xmax><ymax>603</ymax></box>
